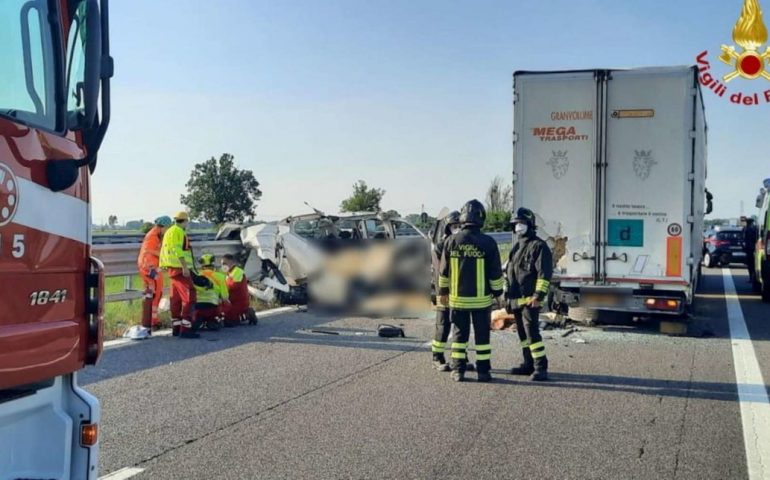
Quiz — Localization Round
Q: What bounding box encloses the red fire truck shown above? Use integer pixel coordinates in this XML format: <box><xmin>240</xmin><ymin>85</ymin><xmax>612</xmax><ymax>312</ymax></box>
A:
<box><xmin>0</xmin><ymin>0</ymin><xmax>111</xmax><ymax>478</ymax></box>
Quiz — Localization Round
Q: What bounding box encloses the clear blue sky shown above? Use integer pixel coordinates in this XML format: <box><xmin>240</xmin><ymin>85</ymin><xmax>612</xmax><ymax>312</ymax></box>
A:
<box><xmin>94</xmin><ymin>0</ymin><xmax>770</xmax><ymax>224</ymax></box>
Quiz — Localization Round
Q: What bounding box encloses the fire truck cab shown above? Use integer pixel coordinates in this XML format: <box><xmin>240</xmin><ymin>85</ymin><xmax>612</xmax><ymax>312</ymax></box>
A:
<box><xmin>0</xmin><ymin>0</ymin><xmax>111</xmax><ymax>478</ymax></box>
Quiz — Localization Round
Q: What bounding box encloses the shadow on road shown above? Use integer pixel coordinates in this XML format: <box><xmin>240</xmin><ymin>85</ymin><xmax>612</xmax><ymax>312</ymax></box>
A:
<box><xmin>81</xmin><ymin>310</ymin><xmax>426</xmax><ymax>385</ymax></box>
<box><xmin>484</xmin><ymin>370</ymin><xmax>770</xmax><ymax>403</ymax></box>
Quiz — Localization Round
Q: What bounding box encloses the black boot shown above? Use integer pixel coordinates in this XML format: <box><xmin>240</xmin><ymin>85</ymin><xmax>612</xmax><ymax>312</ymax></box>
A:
<box><xmin>477</xmin><ymin>371</ymin><xmax>493</xmax><ymax>383</ymax></box>
<box><xmin>247</xmin><ymin>308</ymin><xmax>259</xmax><ymax>325</ymax></box>
<box><xmin>530</xmin><ymin>357</ymin><xmax>548</xmax><ymax>381</ymax></box>
<box><xmin>510</xmin><ymin>348</ymin><xmax>534</xmax><ymax>375</ymax></box>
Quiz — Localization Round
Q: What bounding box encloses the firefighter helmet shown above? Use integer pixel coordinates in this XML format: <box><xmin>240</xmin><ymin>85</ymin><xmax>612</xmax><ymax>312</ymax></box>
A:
<box><xmin>443</xmin><ymin>210</ymin><xmax>461</xmax><ymax>235</ymax></box>
<box><xmin>459</xmin><ymin>199</ymin><xmax>486</xmax><ymax>226</ymax></box>
<box><xmin>512</xmin><ymin>207</ymin><xmax>536</xmax><ymax>227</ymax></box>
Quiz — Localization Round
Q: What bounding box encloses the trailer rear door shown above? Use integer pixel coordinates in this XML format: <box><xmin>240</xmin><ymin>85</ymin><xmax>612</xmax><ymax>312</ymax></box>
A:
<box><xmin>513</xmin><ymin>71</ymin><xmax>599</xmax><ymax>283</ymax></box>
<box><xmin>601</xmin><ymin>69</ymin><xmax>694</xmax><ymax>285</ymax></box>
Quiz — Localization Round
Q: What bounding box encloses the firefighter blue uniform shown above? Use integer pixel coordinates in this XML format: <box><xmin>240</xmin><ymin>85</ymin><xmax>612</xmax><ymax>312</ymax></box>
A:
<box><xmin>438</xmin><ymin>200</ymin><xmax>504</xmax><ymax>383</ymax></box>
<box><xmin>430</xmin><ymin>211</ymin><xmax>461</xmax><ymax>371</ymax></box>
<box><xmin>506</xmin><ymin>207</ymin><xmax>553</xmax><ymax>381</ymax></box>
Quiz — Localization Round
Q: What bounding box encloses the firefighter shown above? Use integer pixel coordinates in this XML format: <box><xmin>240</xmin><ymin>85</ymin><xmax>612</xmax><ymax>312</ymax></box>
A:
<box><xmin>194</xmin><ymin>254</ymin><xmax>229</xmax><ymax>330</ymax></box>
<box><xmin>137</xmin><ymin>215</ymin><xmax>172</xmax><ymax>331</ymax></box>
<box><xmin>159</xmin><ymin>211</ymin><xmax>198</xmax><ymax>338</ymax></box>
<box><xmin>505</xmin><ymin>207</ymin><xmax>553</xmax><ymax>381</ymax></box>
<box><xmin>438</xmin><ymin>200</ymin><xmax>505</xmax><ymax>382</ymax></box>
<box><xmin>221</xmin><ymin>254</ymin><xmax>257</xmax><ymax>327</ymax></box>
<box><xmin>431</xmin><ymin>210</ymin><xmax>461</xmax><ymax>371</ymax></box>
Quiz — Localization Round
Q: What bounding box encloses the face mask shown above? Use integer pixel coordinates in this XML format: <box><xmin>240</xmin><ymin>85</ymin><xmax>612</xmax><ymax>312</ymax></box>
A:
<box><xmin>515</xmin><ymin>223</ymin><xmax>529</xmax><ymax>235</ymax></box>
<box><xmin>221</xmin><ymin>265</ymin><xmax>230</xmax><ymax>273</ymax></box>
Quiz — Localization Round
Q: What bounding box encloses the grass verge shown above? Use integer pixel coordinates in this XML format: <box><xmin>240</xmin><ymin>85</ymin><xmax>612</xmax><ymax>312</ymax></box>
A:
<box><xmin>103</xmin><ymin>273</ymin><xmax>277</xmax><ymax>340</ymax></box>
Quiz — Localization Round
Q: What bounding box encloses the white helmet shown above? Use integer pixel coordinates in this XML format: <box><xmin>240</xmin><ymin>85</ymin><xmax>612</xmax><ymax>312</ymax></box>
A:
<box><xmin>123</xmin><ymin>325</ymin><xmax>151</xmax><ymax>340</ymax></box>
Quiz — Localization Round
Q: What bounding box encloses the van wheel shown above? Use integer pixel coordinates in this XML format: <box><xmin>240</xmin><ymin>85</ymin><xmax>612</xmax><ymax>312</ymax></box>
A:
<box><xmin>703</xmin><ymin>252</ymin><xmax>714</xmax><ymax>268</ymax></box>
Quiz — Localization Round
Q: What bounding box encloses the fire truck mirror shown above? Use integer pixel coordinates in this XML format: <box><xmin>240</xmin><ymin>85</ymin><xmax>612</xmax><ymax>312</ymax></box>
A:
<box><xmin>66</xmin><ymin>0</ymin><xmax>102</xmax><ymax>132</ymax></box>
<box><xmin>46</xmin><ymin>159</ymin><xmax>83</xmax><ymax>192</ymax></box>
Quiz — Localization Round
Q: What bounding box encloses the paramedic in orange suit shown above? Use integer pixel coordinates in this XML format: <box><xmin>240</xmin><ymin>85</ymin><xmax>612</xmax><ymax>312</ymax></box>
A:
<box><xmin>138</xmin><ymin>216</ymin><xmax>172</xmax><ymax>330</ymax></box>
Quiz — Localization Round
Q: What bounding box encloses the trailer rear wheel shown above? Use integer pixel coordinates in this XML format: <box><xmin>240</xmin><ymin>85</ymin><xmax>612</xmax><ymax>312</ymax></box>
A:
<box><xmin>567</xmin><ymin>306</ymin><xmax>598</xmax><ymax>324</ymax></box>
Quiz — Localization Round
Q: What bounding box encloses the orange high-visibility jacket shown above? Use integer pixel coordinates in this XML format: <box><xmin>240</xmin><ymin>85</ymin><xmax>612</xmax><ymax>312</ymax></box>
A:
<box><xmin>138</xmin><ymin>226</ymin><xmax>164</xmax><ymax>271</ymax></box>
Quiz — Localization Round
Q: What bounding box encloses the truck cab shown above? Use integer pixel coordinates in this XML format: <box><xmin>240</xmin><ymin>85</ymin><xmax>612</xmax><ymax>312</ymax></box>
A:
<box><xmin>0</xmin><ymin>1</ymin><xmax>111</xmax><ymax>478</ymax></box>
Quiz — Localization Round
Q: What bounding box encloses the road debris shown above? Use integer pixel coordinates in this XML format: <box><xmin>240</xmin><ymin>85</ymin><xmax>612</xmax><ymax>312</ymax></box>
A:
<box><xmin>561</xmin><ymin>327</ymin><xmax>578</xmax><ymax>338</ymax></box>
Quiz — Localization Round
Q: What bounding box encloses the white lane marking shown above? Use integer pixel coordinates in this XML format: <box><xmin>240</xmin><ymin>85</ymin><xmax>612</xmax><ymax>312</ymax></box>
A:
<box><xmin>99</xmin><ymin>467</ymin><xmax>145</xmax><ymax>480</ymax></box>
<box><xmin>723</xmin><ymin>268</ymin><xmax>770</xmax><ymax>479</ymax></box>
<box><xmin>103</xmin><ymin>306</ymin><xmax>296</xmax><ymax>349</ymax></box>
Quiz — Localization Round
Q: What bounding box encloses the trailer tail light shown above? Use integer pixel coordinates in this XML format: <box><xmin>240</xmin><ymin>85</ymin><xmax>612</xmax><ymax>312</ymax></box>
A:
<box><xmin>644</xmin><ymin>298</ymin><xmax>680</xmax><ymax>311</ymax></box>
<box><xmin>81</xmin><ymin>423</ymin><xmax>98</xmax><ymax>447</ymax></box>
<box><xmin>86</xmin><ymin>257</ymin><xmax>105</xmax><ymax>365</ymax></box>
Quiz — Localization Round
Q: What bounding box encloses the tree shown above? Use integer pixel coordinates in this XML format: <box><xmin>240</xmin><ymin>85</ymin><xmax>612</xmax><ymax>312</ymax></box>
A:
<box><xmin>180</xmin><ymin>153</ymin><xmax>262</xmax><ymax>225</ymax></box>
<box><xmin>108</xmin><ymin>215</ymin><xmax>118</xmax><ymax>229</ymax></box>
<box><xmin>140</xmin><ymin>222</ymin><xmax>154</xmax><ymax>234</ymax></box>
<box><xmin>483</xmin><ymin>176</ymin><xmax>513</xmax><ymax>232</ymax></box>
<box><xmin>485</xmin><ymin>176</ymin><xmax>512</xmax><ymax>213</ymax></box>
<box><xmin>484</xmin><ymin>210</ymin><xmax>512</xmax><ymax>232</ymax></box>
<box><xmin>340</xmin><ymin>180</ymin><xmax>385</xmax><ymax>212</ymax></box>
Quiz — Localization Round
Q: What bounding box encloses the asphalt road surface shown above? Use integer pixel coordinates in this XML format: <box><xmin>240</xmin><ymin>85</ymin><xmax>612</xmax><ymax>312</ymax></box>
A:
<box><xmin>86</xmin><ymin>267</ymin><xmax>770</xmax><ymax>480</ymax></box>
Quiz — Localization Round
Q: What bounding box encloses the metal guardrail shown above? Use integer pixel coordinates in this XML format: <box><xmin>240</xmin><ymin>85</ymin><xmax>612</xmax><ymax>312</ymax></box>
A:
<box><xmin>488</xmin><ymin>232</ymin><xmax>512</xmax><ymax>245</ymax></box>
<box><xmin>92</xmin><ymin>240</ymin><xmax>242</xmax><ymax>303</ymax></box>
<box><xmin>93</xmin><ymin>234</ymin><xmax>512</xmax><ymax>303</ymax></box>
<box><xmin>93</xmin><ymin>232</ymin><xmax>217</xmax><ymax>245</ymax></box>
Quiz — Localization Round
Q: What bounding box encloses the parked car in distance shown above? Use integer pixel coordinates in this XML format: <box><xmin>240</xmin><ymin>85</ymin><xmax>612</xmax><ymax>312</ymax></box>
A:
<box><xmin>703</xmin><ymin>226</ymin><xmax>745</xmax><ymax>267</ymax></box>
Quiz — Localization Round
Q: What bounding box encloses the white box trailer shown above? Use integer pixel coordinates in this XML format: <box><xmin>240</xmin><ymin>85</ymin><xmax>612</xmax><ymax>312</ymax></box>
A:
<box><xmin>512</xmin><ymin>67</ymin><xmax>707</xmax><ymax>316</ymax></box>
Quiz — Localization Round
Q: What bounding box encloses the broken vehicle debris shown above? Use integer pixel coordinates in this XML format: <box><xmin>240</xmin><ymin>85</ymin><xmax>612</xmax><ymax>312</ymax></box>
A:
<box><xmin>217</xmin><ymin>210</ymin><xmax>431</xmax><ymax>314</ymax></box>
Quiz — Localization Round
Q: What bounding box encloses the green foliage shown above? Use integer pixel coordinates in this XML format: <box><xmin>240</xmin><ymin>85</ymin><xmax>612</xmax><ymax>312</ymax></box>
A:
<box><xmin>340</xmin><ymin>180</ymin><xmax>385</xmax><ymax>213</ymax></box>
<box><xmin>405</xmin><ymin>213</ymin><xmax>437</xmax><ymax>230</ymax></box>
<box><xmin>485</xmin><ymin>176</ymin><xmax>512</xmax><ymax>212</ymax></box>
<box><xmin>103</xmin><ymin>273</ymin><xmax>275</xmax><ymax>339</ymax></box>
<box><xmin>484</xmin><ymin>210</ymin><xmax>512</xmax><ymax>232</ymax></box>
<box><xmin>140</xmin><ymin>222</ymin><xmax>154</xmax><ymax>234</ymax></box>
<box><xmin>180</xmin><ymin>153</ymin><xmax>262</xmax><ymax>225</ymax></box>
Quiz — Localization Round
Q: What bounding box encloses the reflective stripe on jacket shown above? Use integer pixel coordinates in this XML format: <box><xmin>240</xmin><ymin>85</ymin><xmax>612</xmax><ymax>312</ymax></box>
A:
<box><xmin>505</xmin><ymin>233</ymin><xmax>553</xmax><ymax>304</ymax></box>
<box><xmin>437</xmin><ymin>226</ymin><xmax>504</xmax><ymax>310</ymax></box>
<box><xmin>159</xmin><ymin>224</ymin><xmax>193</xmax><ymax>268</ymax></box>
<box><xmin>195</xmin><ymin>269</ymin><xmax>229</xmax><ymax>305</ymax></box>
